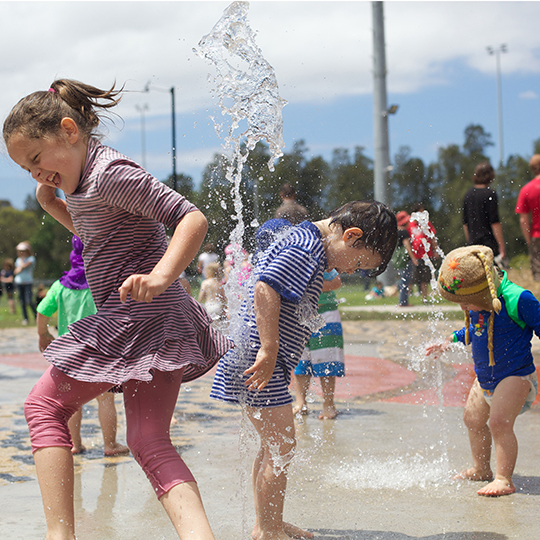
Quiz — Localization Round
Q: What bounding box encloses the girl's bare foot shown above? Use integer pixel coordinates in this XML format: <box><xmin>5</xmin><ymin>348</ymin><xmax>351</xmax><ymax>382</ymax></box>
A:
<box><xmin>252</xmin><ymin>522</ymin><xmax>313</xmax><ymax>540</ymax></box>
<box><xmin>293</xmin><ymin>404</ymin><xmax>308</xmax><ymax>416</ymax></box>
<box><xmin>104</xmin><ymin>442</ymin><xmax>130</xmax><ymax>457</ymax></box>
<box><xmin>453</xmin><ymin>466</ymin><xmax>493</xmax><ymax>481</ymax></box>
<box><xmin>71</xmin><ymin>444</ymin><xmax>86</xmax><ymax>455</ymax></box>
<box><xmin>284</xmin><ymin>522</ymin><xmax>314</xmax><ymax>539</ymax></box>
<box><xmin>477</xmin><ymin>478</ymin><xmax>516</xmax><ymax>497</ymax></box>
<box><xmin>319</xmin><ymin>406</ymin><xmax>338</xmax><ymax>420</ymax></box>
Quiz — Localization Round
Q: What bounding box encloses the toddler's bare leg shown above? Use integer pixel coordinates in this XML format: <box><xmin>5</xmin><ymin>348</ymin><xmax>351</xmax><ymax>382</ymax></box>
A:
<box><xmin>477</xmin><ymin>376</ymin><xmax>531</xmax><ymax>497</ymax></box>
<box><xmin>319</xmin><ymin>376</ymin><xmax>337</xmax><ymax>419</ymax></box>
<box><xmin>454</xmin><ymin>380</ymin><xmax>493</xmax><ymax>481</ymax></box>
<box><xmin>96</xmin><ymin>393</ymin><xmax>129</xmax><ymax>456</ymax></box>
<box><xmin>293</xmin><ymin>374</ymin><xmax>310</xmax><ymax>415</ymax></box>
<box><xmin>67</xmin><ymin>408</ymin><xmax>85</xmax><ymax>455</ymax></box>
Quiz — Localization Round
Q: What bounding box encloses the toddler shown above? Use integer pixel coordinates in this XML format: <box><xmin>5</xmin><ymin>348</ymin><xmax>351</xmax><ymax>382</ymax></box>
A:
<box><xmin>426</xmin><ymin>245</ymin><xmax>539</xmax><ymax>497</ymax></box>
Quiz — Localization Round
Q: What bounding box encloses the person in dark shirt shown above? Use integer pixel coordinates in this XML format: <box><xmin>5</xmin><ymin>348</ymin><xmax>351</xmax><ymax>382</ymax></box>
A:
<box><xmin>462</xmin><ymin>162</ymin><xmax>506</xmax><ymax>261</ymax></box>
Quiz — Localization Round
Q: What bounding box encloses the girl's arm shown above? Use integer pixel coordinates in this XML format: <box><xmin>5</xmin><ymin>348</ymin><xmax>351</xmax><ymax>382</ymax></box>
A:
<box><xmin>119</xmin><ymin>209</ymin><xmax>208</xmax><ymax>303</ymax></box>
<box><xmin>244</xmin><ymin>281</ymin><xmax>281</xmax><ymax>390</ymax></box>
<box><xmin>36</xmin><ymin>184</ymin><xmax>78</xmax><ymax>235</ymax></box>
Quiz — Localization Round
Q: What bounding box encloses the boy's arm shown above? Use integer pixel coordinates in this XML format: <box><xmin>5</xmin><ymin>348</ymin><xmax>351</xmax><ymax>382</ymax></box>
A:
<box><xmin>244</xmin><ymin>281</ymin><xmax>281</xmax><ymax>390</ymax></box>
<box><xmin>36</xmin><ymin>184</ymin><xmax>78</xmax><ymax>235</ymax></box>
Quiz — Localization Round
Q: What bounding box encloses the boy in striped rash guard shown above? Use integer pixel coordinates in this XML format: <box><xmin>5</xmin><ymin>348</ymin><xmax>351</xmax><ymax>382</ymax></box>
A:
<box><xmin>210</xmin><ymin>202</ymin><xmax>397</xmax><ymax>540</ymax></box>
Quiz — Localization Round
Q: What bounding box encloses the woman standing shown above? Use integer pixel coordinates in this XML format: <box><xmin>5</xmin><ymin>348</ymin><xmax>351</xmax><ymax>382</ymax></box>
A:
<box><xmin>14</xmin><ymin>241</ymin><xmax>37</xmax><ymax>325</ymax></box>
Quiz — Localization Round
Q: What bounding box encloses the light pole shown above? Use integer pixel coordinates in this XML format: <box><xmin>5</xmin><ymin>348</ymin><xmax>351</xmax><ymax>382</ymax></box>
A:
<box><xmin>135</xmin><ymin>103</ymin><xmax>148</xmax><ymax>170</ymax></box>
<box><xmin>143</xmin><ymin>82</ymin><xmax>177</xmax><ymax>191</ymax></box>
<box><xmin>487</xmin><ymin>44</ymin><xmax>507</xmax><ymax>168</ymax></box>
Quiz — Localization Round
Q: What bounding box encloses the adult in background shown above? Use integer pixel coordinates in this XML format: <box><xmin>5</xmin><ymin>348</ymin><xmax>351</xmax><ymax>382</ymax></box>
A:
<box><xmin>14</xmin><ymin>241</ymin><xmax>37</xmax><ymax>325</ymax></box>
<box><xmin>463</xmin><ymin>161</ymin><xmax>506</xmax><ymax>264</ymax></box>
<box><xmin>516</xmin><ymin>155</ymin><xmax>540</xmax><ymax>289</ymax></box>
<box><xmin>394</xmin><ymin>211</ymin><xmax>418</xmax><ymax>307</ymax></box>
<box><xmin>274</xmin><ymin>183</ymin><xmax>309</xmax><ymax>225</ymax></box>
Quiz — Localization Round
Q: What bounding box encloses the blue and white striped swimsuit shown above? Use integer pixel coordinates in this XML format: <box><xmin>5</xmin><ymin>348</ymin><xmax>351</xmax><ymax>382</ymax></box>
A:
<box><xmin>210</xmin><ymin>222</ymin><xmax>326</xmax><ymax>407</ymax></box>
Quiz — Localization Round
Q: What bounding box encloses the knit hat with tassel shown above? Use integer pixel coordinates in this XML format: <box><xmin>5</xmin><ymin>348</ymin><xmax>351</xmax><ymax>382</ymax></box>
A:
<box><xmin>438</xmin><ymin>245</ymin><xmax>501</xmax><ymax>366</ymax></box>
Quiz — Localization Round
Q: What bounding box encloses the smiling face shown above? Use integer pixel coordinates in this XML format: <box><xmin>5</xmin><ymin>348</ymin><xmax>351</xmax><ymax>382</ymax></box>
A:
<box><xmin>6</xmin><ymin>118</ymin><xmax>86</xmax><ymax>195</ymax></box>
<box><xmin>325</xmin><ymin>227</ymin><xmax>383</xmax><ymax>275</ymax></box>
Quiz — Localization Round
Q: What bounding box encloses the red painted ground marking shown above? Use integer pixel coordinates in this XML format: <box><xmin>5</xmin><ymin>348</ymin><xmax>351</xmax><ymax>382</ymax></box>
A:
<box><xmin>291</xmin><ymin>355</ymin><xmax>416</xmax><ymax>400</ymax></box>
<box><xmin>0</xmin><ymin>353</ymin><xmax>49</xmax><ymax>371</ymax></box>
<box><xmin>1</xmin><ymin>353</ymin><xmax>538</xmax><ymax>408</ymax></box>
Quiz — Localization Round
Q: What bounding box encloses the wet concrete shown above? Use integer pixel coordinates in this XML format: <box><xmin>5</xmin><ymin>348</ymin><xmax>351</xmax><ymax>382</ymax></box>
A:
<box><xmin>1</xmin><ymin>322</ymin><xmax>540</xmax><ymax>540</ymax></box>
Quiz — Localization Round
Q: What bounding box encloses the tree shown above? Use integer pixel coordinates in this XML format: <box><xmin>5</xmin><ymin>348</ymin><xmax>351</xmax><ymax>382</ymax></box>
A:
<box><xmin>391</xmin><ymin>146</ymin><xmax>429</xmax><ymax>211</ymax></box>
<box><xmin>326</xmin><ymin>147</ymin><xmax>373</xmax><ymax>210</ymax></box>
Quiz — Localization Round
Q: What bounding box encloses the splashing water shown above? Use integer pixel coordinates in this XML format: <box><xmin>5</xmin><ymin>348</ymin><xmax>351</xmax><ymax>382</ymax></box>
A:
<box><xmin>196</xmin><ymin>3</ymin><xmax>286</xmax><ymax>534</ymax></box>
<box><xmin>195</xmin><ymin>0</ymin><xmax>287</xmax><ymax>334</ymax></box>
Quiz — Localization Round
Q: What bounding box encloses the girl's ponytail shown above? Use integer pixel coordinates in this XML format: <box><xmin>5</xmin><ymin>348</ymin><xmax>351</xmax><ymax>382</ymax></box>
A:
<box><xmin>4</xmin><ymin>79</ymin><xmax>123</xmax><ymax>144</ymax></box>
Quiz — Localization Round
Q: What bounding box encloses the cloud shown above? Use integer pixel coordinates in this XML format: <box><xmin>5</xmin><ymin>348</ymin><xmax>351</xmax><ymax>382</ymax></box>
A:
<box><xmin>519</xmin><ymin>90</ymin><xmax>539</xmax><ymax>100</ymax></box>
<box><xmin>1</xmin><ymin>1</ymin><xmax>540</xmax><ymax>121</ymax></box>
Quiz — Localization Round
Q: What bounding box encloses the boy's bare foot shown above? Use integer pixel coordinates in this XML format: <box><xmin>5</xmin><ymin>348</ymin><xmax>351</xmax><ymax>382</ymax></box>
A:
<box><xmin>104</xmin><ymin>443</ymin><xmax>130</xmax><ymax>457</ymax></box>
<box><xmin>293</xmin><ymin>404</ymin><xmax>309</xmax><ymax>416</ymax></box>
<box><xmin>71</xmin><ymin>444</ymin><xmax>87</xmax><ymax>455</ymax></box>
<box><xmin>453</xmin><ymin>466</ymin><xmax>493</xmax><ymax>481</ymax></box>
<box><xmin>319</xmin><ymin>406</ymin><xmax>338</xmax><ymax>420</ymax></box>
<box><xmin>477</xmin><ymin>478</ymin><xmax>516</xmax><ymax>497</ymax></box>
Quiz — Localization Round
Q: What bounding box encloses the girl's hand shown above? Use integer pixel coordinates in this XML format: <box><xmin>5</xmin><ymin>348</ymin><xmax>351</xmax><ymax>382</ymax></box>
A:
<box><xmin>118</xmin><ymin>273</ymin><xmax>169</xmax><ymax>303</ymax></box>
<box><xmin>244</xmin><ymin>347</ymin><xmax>278</xmax><ymax>390</ymax></box>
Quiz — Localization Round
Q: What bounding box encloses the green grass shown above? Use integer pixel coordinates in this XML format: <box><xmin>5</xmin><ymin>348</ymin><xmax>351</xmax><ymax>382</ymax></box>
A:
<box><xmin>0</xmin><ymin>290</ymin><xmax>57</xmax><ymax>329</ymax></box>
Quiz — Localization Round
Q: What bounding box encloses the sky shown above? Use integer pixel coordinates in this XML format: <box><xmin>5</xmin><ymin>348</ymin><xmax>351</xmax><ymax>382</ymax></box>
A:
<box><xmin>1</xmin><ymin>0</ymin><xmax>540</xmax><ymax>209</ymax></box>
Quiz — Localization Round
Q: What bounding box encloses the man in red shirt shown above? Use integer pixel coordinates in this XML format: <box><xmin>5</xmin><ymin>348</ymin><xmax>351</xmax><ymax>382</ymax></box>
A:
<box><xmin>515</xmin><ymin>154</ymin><xmax>540</xmax><ymax>288</ymax></box>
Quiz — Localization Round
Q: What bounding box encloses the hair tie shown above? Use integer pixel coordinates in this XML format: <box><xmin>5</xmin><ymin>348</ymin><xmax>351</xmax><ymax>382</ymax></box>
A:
<box><xmin>48</xmin><ymin>88</ymin><xmax>56</xmax><ymax>93</ymax></box>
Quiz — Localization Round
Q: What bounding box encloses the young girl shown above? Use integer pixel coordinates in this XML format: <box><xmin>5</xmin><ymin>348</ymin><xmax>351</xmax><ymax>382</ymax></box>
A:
<box><xmin>426</xmin><ymin>245</ymin><xmax>539</xmax><ymax>497</ymax></box>
<box><xmin>210</xmin><ymin>203</ymin><xmax>397</xmax><ymax>540</ymax></box>
<box><xmin>198</xmin><ymin>262</ymin><xmax>227</xmax><ymax>324</ymax></box>
<box><xmin>293</xmin><ymin>269</ymin><xmax>345</xmax><ymax>420</ymax></box>
<box><xmin>3</xmin><ymin>79</ymin><xmax>230</xmax><ymax>539</ymax></box>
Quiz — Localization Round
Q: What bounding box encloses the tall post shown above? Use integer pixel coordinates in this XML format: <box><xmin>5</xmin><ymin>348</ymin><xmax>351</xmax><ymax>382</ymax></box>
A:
<box><xmin>170</xmin><ymin>86</ymin><xmax>177</xmax><ymax>192</ymax></box>
<box><xmin>372</xmin><ymin>1</ymin><xmax>390</xmax><ymax>206</ymax></box>
<box><xmin>487</xmin><ymin>45</ymin><xmax>507</xmax><ymax>168</ymax></box>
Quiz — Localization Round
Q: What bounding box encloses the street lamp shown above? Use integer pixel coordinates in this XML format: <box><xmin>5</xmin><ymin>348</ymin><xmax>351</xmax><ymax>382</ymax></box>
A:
<box><xmin>487</xmin><ymin>44</ymin><xmax>508</xmax><ymax>168</ymax></box>
<box><xmin>143</xmin><ymin>82</ymin><xmax>178</xmax><ymax>192</ymax></box>
<box><xmin>135</xmin><ymin>103</ymin><xmax>148</xmax><ymax>170</ymax></box>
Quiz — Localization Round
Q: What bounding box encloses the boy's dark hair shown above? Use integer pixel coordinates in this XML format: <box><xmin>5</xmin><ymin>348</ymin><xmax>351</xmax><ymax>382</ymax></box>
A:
<box><xmin>329</xmin><ymin>200</ymin><xmax>397</xmax><ymax>277</ymax></box>
<box><xmin>473</xmin><ymin>162</ymin><xmax>495</xmax><ymax>185</ymax></box>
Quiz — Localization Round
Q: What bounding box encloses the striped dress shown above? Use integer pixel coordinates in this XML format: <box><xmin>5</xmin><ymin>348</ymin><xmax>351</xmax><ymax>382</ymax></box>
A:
<box><xmin>42</xmin><ymin>138</ymin><xmax>230</xmax><ymax>385</ymax></box>
<box><xmin>210</xmin><ymin>221</ymin><xmax>327</xmax><ymax>407</ymax></box>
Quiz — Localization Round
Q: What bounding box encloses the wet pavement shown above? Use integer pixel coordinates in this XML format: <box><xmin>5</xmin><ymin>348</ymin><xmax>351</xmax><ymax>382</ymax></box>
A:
<box><xmin>1</xmin><ymin>316</ymin><xmax>540</xmax><ymax>540</ymax></box>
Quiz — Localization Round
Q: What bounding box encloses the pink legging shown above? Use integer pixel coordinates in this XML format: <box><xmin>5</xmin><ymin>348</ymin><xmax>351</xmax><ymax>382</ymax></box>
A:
<box><xmin>24</xmin><ymin>366</ymin><xmax>195</xmax><ymax>499</ymax></box>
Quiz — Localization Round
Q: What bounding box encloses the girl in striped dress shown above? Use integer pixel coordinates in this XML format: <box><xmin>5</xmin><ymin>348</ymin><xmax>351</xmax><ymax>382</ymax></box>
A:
<box><xmin>3</xmin><ymin>79</ymin><xmax>230</xmax><ymax>540</ymax></box>
<box><xmin>210</xmin><ymin>204</ymin><xmax>397</xmax><ymax>540</ymax></box>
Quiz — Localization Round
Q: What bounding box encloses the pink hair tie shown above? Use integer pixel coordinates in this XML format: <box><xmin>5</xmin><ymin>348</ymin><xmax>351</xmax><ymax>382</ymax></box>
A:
<box><xmin>48</xmin><ymin>88</ymin><xmax>56</xmax><ymax>93</ymax></box>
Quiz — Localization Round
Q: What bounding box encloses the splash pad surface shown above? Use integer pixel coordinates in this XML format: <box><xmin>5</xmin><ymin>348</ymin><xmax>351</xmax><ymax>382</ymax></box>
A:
<box><xmin>1</xmin><ymin>322</ymin><xmax>540</xmax><ymax>539</ymax></box>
